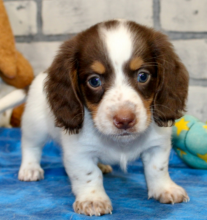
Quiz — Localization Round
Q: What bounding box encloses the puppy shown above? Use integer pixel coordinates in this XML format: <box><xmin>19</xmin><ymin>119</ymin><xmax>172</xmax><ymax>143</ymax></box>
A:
<box><xmin>18</xmin><ymin>20</ymin><xmax>189</xmax><ymax>216</ymax></box>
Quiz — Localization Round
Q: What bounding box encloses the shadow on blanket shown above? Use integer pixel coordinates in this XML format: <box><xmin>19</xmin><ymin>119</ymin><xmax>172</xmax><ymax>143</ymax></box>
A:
<box><xmin>0</xmin><ymin>128</ymin><xmax>206</xmax><ymax>220</ymax></box>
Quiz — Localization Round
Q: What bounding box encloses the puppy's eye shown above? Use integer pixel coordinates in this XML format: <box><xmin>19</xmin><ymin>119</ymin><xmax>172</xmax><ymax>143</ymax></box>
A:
<box><xmin>137</xmin><ymin>71</ymin><xmax>150</xmax><ymax>83</ymax></box>
<box><xmin>88</xmin><ymin>76</ymin><xmax>102</xmax><ymax>88</ymax></box>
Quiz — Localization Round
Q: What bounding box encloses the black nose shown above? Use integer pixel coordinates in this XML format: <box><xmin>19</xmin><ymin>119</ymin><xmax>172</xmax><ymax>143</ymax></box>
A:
<box><xmin>113</xmin><ymin>109</ymin><xmax>136</xmax><ymax>130</ymax></box>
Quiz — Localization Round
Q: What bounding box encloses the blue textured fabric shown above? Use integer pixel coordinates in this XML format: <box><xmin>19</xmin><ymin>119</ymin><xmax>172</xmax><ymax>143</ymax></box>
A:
<box><xmin>0</xmin><ymin>128</ymin><xmax>207</xmax><ymax>220</ymax></box>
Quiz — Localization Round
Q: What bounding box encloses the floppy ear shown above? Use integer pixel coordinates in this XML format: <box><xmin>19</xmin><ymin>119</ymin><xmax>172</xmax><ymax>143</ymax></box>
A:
<box><xmin>45</xmin><ymin>37</ymin><xmax>84</xmax><ymax>133</ymax></box>
<box><xmin>152</xmin><ymin>32</ymin><xmax>189</xmax><ymax>127</ymax></box>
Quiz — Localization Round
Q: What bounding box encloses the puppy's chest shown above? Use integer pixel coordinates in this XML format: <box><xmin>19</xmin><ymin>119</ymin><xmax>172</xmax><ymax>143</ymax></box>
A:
<box><xmin>76</xmin><ymin>121</ymin><xmax>171</xmax><ymax>167</ymax></box>
<box><xmin>77</xmin><ymin>131</ymin><xmax>146</xmax><ymax>166</ymax></box>
<box><xmin>97</xmin><ymin>142</ymin><xmax>143</xmax><ymax>169</ymax></box>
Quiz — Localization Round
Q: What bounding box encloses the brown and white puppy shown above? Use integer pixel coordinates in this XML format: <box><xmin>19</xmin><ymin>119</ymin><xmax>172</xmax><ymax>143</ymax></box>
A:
<box><xmin>18</xmin><ymin>20</ymin><xmax>189</xmax><ymax>216</ymax></box>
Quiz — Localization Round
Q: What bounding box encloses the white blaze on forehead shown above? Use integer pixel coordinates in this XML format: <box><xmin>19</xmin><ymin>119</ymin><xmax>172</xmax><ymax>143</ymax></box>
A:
<box><xmin>94</xmin><ymin>22</ymin><xmax>149</xmax><ymax>139</ymax></box>
<box><xmin>100</xmin><ymin>22</ymin><xmax>133</xmax><ymax>73</ymax></box>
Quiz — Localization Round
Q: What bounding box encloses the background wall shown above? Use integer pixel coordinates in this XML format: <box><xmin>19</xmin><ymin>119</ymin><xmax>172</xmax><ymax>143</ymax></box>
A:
<box><xmin>2</xmin><ymin>0</ymin><xmax>207</xmax><ymax>121</ymax></box>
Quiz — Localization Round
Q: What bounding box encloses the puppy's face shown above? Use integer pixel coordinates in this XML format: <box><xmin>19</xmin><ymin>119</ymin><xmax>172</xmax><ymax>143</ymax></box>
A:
<box><xmin>78</xmin><ymin>22</ymin><xmax>157</xmax><ymax>141</ymax></box>
<box><xmin>46</xmin><ymin>20</ymin><xmax>189</xmax><ymax>142</ymax></box>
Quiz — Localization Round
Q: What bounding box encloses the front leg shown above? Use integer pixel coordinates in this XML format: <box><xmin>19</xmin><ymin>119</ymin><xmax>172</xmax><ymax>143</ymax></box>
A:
<box><xmin>63</xmin><ymin>151</ymin><xmax>112</xmax><ymax>216</ymax></box>
<box><xmin>142</xmin><ymin>141</ymin><xmax>189</xmax><ymax>204</ymax></box>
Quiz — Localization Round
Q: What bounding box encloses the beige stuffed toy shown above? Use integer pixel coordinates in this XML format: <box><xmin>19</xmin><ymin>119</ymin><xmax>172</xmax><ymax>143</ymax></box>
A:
<box><xmin>0</xmin><ymin>0</ymin><xmax>34</xmax><ymax>127</ymax></box>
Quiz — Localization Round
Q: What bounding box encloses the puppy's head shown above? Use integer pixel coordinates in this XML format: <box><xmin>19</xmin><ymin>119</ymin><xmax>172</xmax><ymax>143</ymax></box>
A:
<box><xmin>45</xmin><ymin>20</ymin><xmax>189</xmax><ymax>141</ymax></box>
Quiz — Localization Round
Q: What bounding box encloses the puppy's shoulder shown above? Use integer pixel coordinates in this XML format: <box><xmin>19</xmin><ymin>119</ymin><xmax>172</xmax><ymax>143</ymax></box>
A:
<box><xmin>29</xmin><ymin>72</ymin><xmax>47</xmax><ymax>91</ymax></box>
<box><xmin>145</xmin><ymin>121</ymin><xmax>172</xmax><ymax>147</ymax></box>
<box><xmin>25</xmin><ymin>72</ymin><xmax>49</xmax><ymax>115</ymax></box>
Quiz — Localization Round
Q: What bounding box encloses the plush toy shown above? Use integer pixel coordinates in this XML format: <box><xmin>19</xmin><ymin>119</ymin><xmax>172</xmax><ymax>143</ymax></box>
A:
<box><xmin>172</xmin><ymin>115</ymin><xmax>207</xmax><ymax>169</ymax></box>
<box><xmin>0</xmin><ymin>0</ymin><xmax>34</xmax><ymax>127</ymax></box>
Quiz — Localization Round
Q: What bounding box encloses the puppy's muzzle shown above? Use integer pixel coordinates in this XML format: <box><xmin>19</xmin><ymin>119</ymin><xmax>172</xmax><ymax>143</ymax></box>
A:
<box><xmin>113</xmin><ymin>108</ymin><xmax>136</xmax><ymax>130</ymax></box>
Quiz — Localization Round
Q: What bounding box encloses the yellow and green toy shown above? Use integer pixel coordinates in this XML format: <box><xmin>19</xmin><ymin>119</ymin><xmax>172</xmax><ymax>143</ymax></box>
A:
<box><xmin>172</xmin><ymin>115</ymin><xmax>207</xmax><ymax>169</ymax></box>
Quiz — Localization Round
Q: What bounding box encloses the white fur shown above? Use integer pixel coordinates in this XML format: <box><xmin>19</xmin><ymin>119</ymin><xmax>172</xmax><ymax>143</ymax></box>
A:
<box><xmin>100</xmin><ymin>22</ymin><xmax>132</xmax><ymax>68</ymax></box>
<box><xmin>18</xmin><ymin>22</ymin><xmax>189</xmax><ymax>216</ymax></box>
<box><xmin>0</xmin><ymin>89</ymin><xmax>26</xmax><ymax>113</ymax></box>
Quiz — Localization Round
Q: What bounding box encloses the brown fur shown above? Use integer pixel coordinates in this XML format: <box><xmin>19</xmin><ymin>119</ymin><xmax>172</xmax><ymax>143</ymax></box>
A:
<box><xmin>85</xmin><ymin>101</ymin><xmax>98</xmax><ymax>119</ymax></box>
<box><xmin>45</xmin><ymin>37</ymin><xmax>84</xmax><ymax>133</ymax></box>
<box><xmin>142</xmin><ymin>96</ymin><xmax>154</xmax><ymax>126</ymax></box>
<box><xmin>45</xmin><ymin>23</ymin><xmax>113</xmax><ymax>133</ymax></box>
<box><xmin>128</xmin><ymin>21</ymin><xmax>189</xmax><ymax>127</ymax></box>
<box><xmin>91</xmin><ymin>61</ymin><xmax>106</xmax><ymax>74</ymax></box>
<box><xmin>129</xmin><ymin>57</ymin><xmax>144</xmax><ymax>71</ymax></box>
<box><xmin>152</xmin><ymin>32</ymin><xmax>189</xmax><ymax>126</ymax></box>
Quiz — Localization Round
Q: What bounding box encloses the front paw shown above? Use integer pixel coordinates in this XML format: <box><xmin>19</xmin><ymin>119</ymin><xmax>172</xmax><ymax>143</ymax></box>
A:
<box><xmin>73</xmin><ymin>194</ymin><xmax>112</xmax><ymax>216</ymax></box>
<box><xmin>148</xmin><ymin>182</ymin><xmax>189</xmax><ymax>204</ymax></box>
<box><xmin>18</xmin><ymin>163</ymin><xmax>44</xmax><ymax>181</ymax></box>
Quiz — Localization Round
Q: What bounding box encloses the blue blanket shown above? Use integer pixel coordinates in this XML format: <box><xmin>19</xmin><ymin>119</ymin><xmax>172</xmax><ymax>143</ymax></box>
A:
<box><xmin>0</xmin><ymin>128</ymin><xmax>206</xmax><ymax>220</ymax></box>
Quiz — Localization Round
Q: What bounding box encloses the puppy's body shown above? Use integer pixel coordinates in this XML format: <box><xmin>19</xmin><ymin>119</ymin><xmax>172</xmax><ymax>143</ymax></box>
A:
<box><xmin>19</xmin><ymin>20</ymin><xmax>189</xmax><ymax>216</ymax></box>
<box><xmin>21</xmin><ymin>72</ymin><xmax>171</xmax><ymax>165</ymax></box>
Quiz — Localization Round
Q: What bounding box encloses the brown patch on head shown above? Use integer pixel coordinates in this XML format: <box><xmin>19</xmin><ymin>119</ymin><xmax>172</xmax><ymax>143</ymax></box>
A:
<box><xmin>91</xmin><ymin>190</ymin><xmax>96</xmax><ymax>193</ymax></box>
<box><xmin>91</xmin><ymin>61</ymin><xmax>105</xmax><ymax>74</ymax></box>
<box><xmin>129</xmin><ymin>57</ymin><xmax>144</xmax><ymax>71</ymax></box>
<box><xmin>45</xmin><ymin>21</ymin><xmax>114</xmax><ymax>133</ymax></box>
<box><xmin>102</xmin><ymin>20</ymin><xmax>119</xmax><ymax>30</ymax></box>
<box><xmin>126</xmin><ymin>21</ymin><xmax>189</xmax><ymax>127</ymax></box>
<box><xmin>77</xmin><ymin>21</ymin><xmax>115</xmax><ymax>121</ymax></box>
<box><xmin>87</xmin><ymin>180</ymin><xmax>91</xmax><ymax>183</ymax></box>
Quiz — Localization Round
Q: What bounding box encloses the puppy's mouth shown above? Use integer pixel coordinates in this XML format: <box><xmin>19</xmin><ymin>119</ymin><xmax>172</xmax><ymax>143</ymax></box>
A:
<box><xmin>110</xmin><ymin>131</ymin><xmax>139</xmax><ymax>142</ymax></box>
<box><xmin>117</xmin><ymin>132</ymin><xmax>131</xmax><ymax>136</ymax></box>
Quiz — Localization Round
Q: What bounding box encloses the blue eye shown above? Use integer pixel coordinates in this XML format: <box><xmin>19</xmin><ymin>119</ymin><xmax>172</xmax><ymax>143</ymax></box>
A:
<box><xmin>137</xmin><ymin>72</ymin><xmax>149</xmax><ymax>83</ymax></box>
<box><xmin>88</xmin><ymin>76</ymin><xmax>102</xmax><ymax>88</ymax></box>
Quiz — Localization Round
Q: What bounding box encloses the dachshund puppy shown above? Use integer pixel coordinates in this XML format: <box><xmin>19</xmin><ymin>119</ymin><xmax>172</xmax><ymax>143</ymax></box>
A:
<box><xmin>18</xmin><ymin>20</ymin><xmax>189</xmax><ymax>216</ymax></box>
